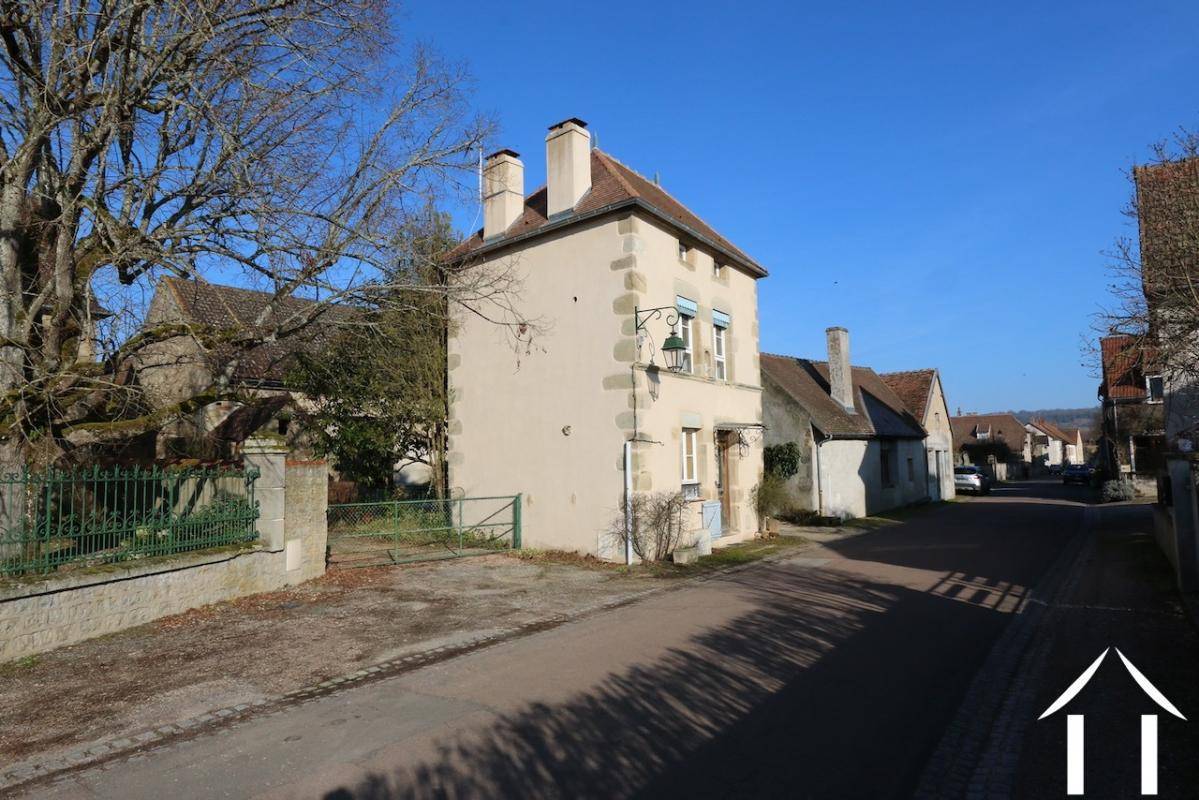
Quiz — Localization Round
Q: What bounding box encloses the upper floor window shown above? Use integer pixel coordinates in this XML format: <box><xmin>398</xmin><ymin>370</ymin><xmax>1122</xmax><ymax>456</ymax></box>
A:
<box><xmin>679</xmin><ymin>314</ymin><xmax>694</xmax><ymax>374</ymax></box>
<box><xmin>712</xmin><ymin>309</ymin><xmax>730</xmax><ymax>382</ymax></box>
<box><xmin>678</xmin><ymin>241</ymin><xmax>691</xmax><ymax>263</ymax></box>
<box><xmin>712</xmin><ymin>324</ymin><xmax>727</xmax><ymax>381</ymax></box>
<box><xmin>1147</xmin><ymin>375</ymin><xmax>1165</xmax><ymax>402</ymax></box>
<box><xmin>713</xmin><ymin>261</ymin><xmax>725</xmax><ymax>279</ymax></box>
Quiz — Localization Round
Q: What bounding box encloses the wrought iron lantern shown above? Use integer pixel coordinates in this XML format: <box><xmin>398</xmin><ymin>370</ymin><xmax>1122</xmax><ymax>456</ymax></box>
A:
<box><xmin>660</xmin><ymin>328</ymin><xmax>687</xmax><ymax>373</ymax></box>
<box><xmin>634</xmin><ymin>304</ymin><xmax>687</xmax><ymax>373</ymax></box>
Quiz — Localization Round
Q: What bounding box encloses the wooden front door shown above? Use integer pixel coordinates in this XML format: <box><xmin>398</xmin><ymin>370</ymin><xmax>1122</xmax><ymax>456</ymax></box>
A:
<box><xmin>715</xmin><ymin>430</ymin><xmax>735</xmax><ymax>533</ymax></box>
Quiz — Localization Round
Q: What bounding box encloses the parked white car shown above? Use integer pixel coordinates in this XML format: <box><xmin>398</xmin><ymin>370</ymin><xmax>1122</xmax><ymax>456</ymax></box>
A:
<box><xmin>954</xmin><ymin>466</ymin><xmax>992</xmax><ymax>495</ymax></box>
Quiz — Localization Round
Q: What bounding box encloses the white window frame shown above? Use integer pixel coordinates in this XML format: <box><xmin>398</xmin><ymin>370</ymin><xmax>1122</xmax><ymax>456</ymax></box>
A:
<box><xmin>712</xmin><ymin>323</ymin><xmax>727</xmax><ymax>381</ymax></box>
<box><xmin>679</xmin><ymin>314</ymin><xmax>694</xmax><ymax>374</ymax></box>
<box><xmin>681</xmin><ymin>428</ymin><xmax>699</xmax><ymax>485</ymax></box>
<box><xmin>713</xmin><ymin>261</ymin><xmax>725</xmax><ymax>278</ymax></box>
<box><xmin>678</xmin><ymin>241</ymin><xmax>691</xmax><ymax>263</ymax></box>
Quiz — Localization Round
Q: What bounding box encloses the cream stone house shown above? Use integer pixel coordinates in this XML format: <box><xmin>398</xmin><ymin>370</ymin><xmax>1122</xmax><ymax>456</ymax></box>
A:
<box><xmin>1026</xmin><ymin>419</ymin><xmax>1079</xmax><ymax>469</ymax></box>
<box><xmin>761</xmin><ymin>328</ymin><xmax>930</xmax><ymax>519</ymax></box>
<box><xmin>880</xmin><ymin>369</ymin><xmax>956</xmax><ymax>501</ymax></box>
<box><xmin>445</xmin><ymin>118</ymin><xmax>767</xmax><ymax>558</ymax></box>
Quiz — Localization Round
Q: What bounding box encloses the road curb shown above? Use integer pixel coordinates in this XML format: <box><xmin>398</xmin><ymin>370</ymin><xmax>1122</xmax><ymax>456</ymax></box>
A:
<box><xmin>0</xmin><ymin>541</ymin><xmax>809</xmax><ymax>795</ymax></box>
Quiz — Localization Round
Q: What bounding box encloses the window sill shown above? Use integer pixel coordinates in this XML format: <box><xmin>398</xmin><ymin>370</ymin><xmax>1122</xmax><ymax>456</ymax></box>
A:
<box><xmin>635</xmin><ymin>363</ymin><xmax>758</xmax><ymax>392</ymax></box>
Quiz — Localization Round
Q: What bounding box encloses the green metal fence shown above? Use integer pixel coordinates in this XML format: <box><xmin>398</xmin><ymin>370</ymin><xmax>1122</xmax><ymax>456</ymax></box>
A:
<box><xmin>326</xmin><ymin>494</ymin><xmax>522</xmax><ymax>567</ymax></box>
<box><xmin>0</xmin><ymin>466</ymin><xmax>259</xmax><ymax>578</ymax></box>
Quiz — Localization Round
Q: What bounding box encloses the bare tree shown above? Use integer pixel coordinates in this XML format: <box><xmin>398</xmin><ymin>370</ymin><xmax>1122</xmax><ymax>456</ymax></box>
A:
<box><xmin>0</xmin><ymin>1</ymin><xmax>527</xmax><ymax>466</ymax></box>
<box><xmin>1092</xmin><ymin>129</ymin><xmax>1199</xmax><ymax>386</ymax></box>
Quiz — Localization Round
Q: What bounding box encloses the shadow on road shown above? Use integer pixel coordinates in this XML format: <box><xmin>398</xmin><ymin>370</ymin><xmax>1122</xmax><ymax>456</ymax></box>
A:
<box><xmin>320</xmin><ymin>483</ymin><xmax>1105</xmax><ymax>799</ymax></box>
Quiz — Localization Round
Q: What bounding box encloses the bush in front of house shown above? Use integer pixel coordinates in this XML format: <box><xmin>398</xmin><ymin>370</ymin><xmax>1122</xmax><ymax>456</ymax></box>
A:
<box><xmin>610</xmin><ymin>491</ymin><xmax>687</xmax><ymax>562</ymax></box>
<box><xmin>752</xmin><ymin>474</ymin><xmax>794</xmax><ymax>529</ymax></box>
<box><xmin>1102</xmin><ymin>479</ymin><xmax>1137</xmax><ymax>503</ymax></box>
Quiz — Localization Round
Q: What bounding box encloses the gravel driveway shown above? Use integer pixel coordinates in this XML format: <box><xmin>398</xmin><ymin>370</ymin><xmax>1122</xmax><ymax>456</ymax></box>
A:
<box><xmin>0</xmin><ymin>554</ymin><xmax>661</xmax><ymax>766</ymax></box>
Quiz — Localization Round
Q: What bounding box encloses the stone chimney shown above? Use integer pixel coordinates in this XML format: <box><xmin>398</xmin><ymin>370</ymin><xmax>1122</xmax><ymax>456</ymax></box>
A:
<box><xmin>826</xmin><ymin>326</ymin><xmax>855</xmax><ymax>413</ymax></box>
<box><xmin>483</xmin><ymin>149</ymin><xmax>524</xmax><ymax>239</ymax></box>
<box><xmin>545</xmin><ymin>118</ymin><xmax>591</xmax><ymax>217</ymax></box>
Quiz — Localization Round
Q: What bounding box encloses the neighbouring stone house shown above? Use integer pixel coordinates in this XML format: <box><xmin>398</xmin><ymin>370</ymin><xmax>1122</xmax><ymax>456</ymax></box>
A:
<box><xmin>133</xmin><ymin>277</ymin><xmax>354</xmax><ymax>459</ymax></box>
<box><xmin>1026</xmin><ymin>418</ymin><xmax>1082</xmax><ymax>470</ymax></box>
<box><xmin>1131</xmin><ymin>155</ymin><xmax>1199</xmax><ymax>589</ymax></box>
<box><xmin>1134</xmin><ymin>156</ymin><xmax>1199</xmax><ymax>447</ymax></box>
<box><xmin>950</xmin><ymin>413</ymin><xmax>1032</xmax><ymax>479</ymax></box>
<box><xmin>444</xmin><ymin>118</ymin><xmax>767</xmax><ymax>558</ymax></box>
<box><xmin>761</xmin><ymin>328</ymin><xmax>929</xmax><ymax>519</ymax></box>
<box><xmin>879</xmin><ymin>368</ymin><xmax>956</xmax><ymax>501</ymax></box>
<box><xmin>1097</xmin><ymin>339</ymin><xmax>1166</xmax><ymax>483</ymax></box>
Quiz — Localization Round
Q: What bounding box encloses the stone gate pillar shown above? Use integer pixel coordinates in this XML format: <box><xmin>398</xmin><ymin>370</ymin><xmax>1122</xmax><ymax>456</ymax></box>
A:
<box><xmin>244</xmin><ymin>437</ymin><xmax>286</xmax><ymax>553</ymax></box>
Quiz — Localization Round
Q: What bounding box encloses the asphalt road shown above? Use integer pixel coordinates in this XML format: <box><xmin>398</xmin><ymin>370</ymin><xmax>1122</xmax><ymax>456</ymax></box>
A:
<box><xmin>26</xmin><ymin>479</ymin><xmax>1179</xmax><ymax>799</ymax></box>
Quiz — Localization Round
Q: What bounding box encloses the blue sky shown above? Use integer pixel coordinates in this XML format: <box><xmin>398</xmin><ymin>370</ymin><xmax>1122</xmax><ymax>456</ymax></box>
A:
<box><xmin>403</xmin><ymin>1</ymin><xmax>1199</xmax><ymax>412</ymax></box>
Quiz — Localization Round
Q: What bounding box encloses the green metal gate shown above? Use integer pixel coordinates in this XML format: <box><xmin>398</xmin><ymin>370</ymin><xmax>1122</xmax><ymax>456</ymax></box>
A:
<box><xmin>326</xmin><ymin>494</ymin><xmax>522</xmax><ymax>567</ymax></box>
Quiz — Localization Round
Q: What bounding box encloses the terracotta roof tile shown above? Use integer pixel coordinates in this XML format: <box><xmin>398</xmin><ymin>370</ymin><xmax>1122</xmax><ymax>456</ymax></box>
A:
<box><xmin>1099</xmin><ymin>334</ymin><xmax>1153</xmax><ymax>401</ymax></box>
<box><xmin>447</xmin><ymin>149</ymin><xmax>766</xmax><ymax>277</ymax></box>
<box><xmin>950</xmin><ymin>413</ymin><xmax>1027</xmax><ymax>451</ymax></box>
<box><xmin>159</xmin><ymin>277</ymin><xmax>356</xmax><ymax>386</ymax></box>
<box><xmin>879</xmin><ymin>369</ymin><xmax>936</xmax><ymax>422</ymax></box>
<box><xmin>1028</xmin><ymin>418</ymin><xmax>1074</xmax><ymax>444</ymax></box>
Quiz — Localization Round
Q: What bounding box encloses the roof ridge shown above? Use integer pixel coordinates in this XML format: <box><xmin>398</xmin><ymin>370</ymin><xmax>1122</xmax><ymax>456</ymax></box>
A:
<box><xmin>879</xmin><ymin>367</ymin><xmax>936</xmax><ymax>376</ymax></box>
<box><xmin>595</xmin><ymin>148</ymin><xmax>756</xmax><ymax>263</ymax></box>
<box><xmin>593</xmin><ymin>150</ymin><xmax>640</xmax><ymax>199</ymax></box>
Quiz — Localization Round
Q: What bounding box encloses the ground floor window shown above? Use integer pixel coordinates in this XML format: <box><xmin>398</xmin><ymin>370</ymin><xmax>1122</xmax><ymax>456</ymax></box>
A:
<box><xmin>681</xmin><ymin>428</ymin><xmax>699</xmax><ymax>495</ymax></box>
<box><xmin>880</xmin><ymin>442</ymin><xmax>895</xmax><ymax>488</ymax></box>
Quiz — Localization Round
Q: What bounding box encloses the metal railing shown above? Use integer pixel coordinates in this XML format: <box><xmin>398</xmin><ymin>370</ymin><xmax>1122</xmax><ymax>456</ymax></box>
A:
<box><xmin>327</xmin><ymin>494</ymin><xmax>522</xmax><ymax>567</ymax></box>
<box><xmin>0</xmin><ymin>466</ymin><xmax>259</xmax><ymax>578</ymax></box>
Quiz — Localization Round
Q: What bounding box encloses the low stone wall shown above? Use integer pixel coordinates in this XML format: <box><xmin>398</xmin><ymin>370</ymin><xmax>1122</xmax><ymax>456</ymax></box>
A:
<box><xmin>0</xmin><ymin>442</ymin><xmax>328</xmax><ymax>663</ymax></box>
<box><xmin>0</xmin><ymin>547</ymin><xmax>288</xmax><ymax>662</ymax></box>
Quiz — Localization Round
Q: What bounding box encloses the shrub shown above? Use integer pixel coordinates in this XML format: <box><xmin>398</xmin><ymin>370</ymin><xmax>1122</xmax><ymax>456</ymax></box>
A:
<box><xmin>609</xmin><ymin>491</ymin><xmax>687</xmax><ymax>563</ymax></box>
<box><xmin>752</xmin><ymin>474</ymin><xmax>793</xmax><ymax>525</ymax></box>
<box><xmin>1102</xmin><ymin>479</ymin><xmax>1137</xmax><ymax>503</ymax></box>
<box><xmin>764</xmin><ymin>442</ymin><xmax>802</xmax><ymax>479</ymax></box>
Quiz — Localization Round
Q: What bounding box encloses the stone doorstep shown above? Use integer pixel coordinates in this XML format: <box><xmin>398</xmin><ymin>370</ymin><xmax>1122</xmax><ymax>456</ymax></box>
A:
<box><xmin>0</xmin><ymin>541</ymin><xmax>811</xmax><ymax>795</ymax></box>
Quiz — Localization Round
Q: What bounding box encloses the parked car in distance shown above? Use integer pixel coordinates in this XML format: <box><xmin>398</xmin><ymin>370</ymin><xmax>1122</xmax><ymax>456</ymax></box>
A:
<box><xmin>954</xmin><ymin>466</ymin><xmax>992</xmax><ymax>495</ymax></box>
<box><xmin>1062</xmin><ymin>464</ymin><xmax>1097</xmax><ymax>486</ymax></box>
<box><xmin>1047</xmin><ymin>464</ymin><xmax>1064</xmax><ymax>476</ymax></box>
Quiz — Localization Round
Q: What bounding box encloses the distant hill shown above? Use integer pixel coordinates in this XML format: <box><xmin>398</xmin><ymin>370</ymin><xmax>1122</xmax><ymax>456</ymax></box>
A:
<box><xmin>953</xmin><ymin>407</ymin><xmax>1100</xmax><ymax>436</ymax></box>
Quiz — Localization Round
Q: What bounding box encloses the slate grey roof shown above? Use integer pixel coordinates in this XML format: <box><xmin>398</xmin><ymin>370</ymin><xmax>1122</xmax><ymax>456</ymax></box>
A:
<box><xmin>761</xmin><ymin>353</ymin><xmax>926</xmax><ymax>440</ymax></box>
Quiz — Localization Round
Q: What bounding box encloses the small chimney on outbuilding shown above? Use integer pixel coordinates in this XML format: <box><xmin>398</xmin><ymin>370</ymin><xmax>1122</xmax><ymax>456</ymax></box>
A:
<box><xmin>483</xmin><ymin>149</ymin><xmax>524</xmax><ymax>239</ymax></box>
<box><xmin>545</xmin><ymin>118</ymin><xmax>591</xmax><ymax>217</ymax></box>
<box><xmin>826</xmin><ymin>326</ymin><xmax>855</xmax><ymax>413</ymax></box>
